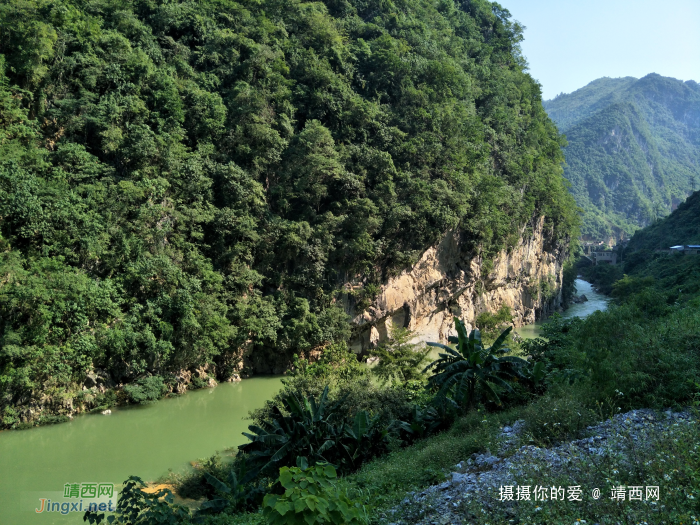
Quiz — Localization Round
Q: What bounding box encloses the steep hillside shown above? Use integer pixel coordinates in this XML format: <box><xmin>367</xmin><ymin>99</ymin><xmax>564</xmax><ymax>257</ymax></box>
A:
<box><xmin>0</xmin><ymin>0</ymin><xmax>577</xmax><ymax>426</ymax></box>
<box><xmin>626</xmin><ymin>189</ymin><xmax>700</xmax><ymax>251</ymax></box>
<box><xmin>544</xmin><ymin>74</ymin><xmax>700</xmax><ymax>239</ymax></box>
<box><xmin>545</xmin><ymin>76</ymin><xmax>638</xmax><ymax>131</ymax></box>
<box><xmin>581</xmin><ymin>190</ymin><xmax>700</xmax><ymax>299</ymax></box>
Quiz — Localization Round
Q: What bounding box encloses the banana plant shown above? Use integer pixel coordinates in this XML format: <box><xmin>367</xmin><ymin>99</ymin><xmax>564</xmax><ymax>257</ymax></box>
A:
<box><xmin>396</xmin><ymin>404</ymin><xmax>443</xmax><ymax>441</ymax></box>
<box><xmin>239</xmin><ymin>386</ymin><xmax>342</xmax><ymax>474</ymax></box>
<box><xmin>341</xmin><ymin>410</ymin><xmax>386</xmax><ymax>470</ymax></box>
<box><xmin>239</xmin><ymin>386</ymin><xmax>388</xmax><ymax>475</ymax></box>
<box><xmin>424</xmin><ymin>317</ymin><xmax>529</xmax><ymax>411</ymax></box>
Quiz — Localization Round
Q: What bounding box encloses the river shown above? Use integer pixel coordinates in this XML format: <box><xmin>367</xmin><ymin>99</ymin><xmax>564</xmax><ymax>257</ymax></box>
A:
<box><xmin>0</xmin><ymin>280</ymin><xmax>607</xmax><ymax>525</ymax></box>
<box><xmin>515</xmin><ymin>278</ymin><xmax>609</xmax><ymax>339</ymax></box>
<box><xmin>0</xmin><ymin>377</ymin><xmax>282</xmax><ymax>525</ymax></box>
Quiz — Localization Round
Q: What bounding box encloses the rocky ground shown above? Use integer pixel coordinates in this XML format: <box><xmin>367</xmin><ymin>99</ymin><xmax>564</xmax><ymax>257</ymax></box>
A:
<box><xmin>384</xmin><ymin>409</ymin><xmax>697</xmax><ymax>524</ymax></box>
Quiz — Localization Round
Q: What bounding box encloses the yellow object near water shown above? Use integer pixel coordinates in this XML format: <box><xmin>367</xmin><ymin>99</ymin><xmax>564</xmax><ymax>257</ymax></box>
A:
<box><xmin>0</xmin><ymin>377</ymin><xmax>282</xmax><ymax>525</ymax></box>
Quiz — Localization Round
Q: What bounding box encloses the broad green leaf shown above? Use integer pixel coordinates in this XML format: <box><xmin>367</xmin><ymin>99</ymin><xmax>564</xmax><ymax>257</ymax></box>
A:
<box><xmin>279</xmin><ymin>468</ymin><xmax>293</xmax><ymax>488</ymax></box>
<box><xmin>203</xmin><ymin>472</ymin><xmax>231</xmax><ymax>494</ymax></box>
<box><xmin>274</xmin><ymin>500</ymin><xmax>292</xmax><ymax>516</ymax></box>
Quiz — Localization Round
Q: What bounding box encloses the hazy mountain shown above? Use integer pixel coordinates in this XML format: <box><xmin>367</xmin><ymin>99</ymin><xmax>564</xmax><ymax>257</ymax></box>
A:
<box><xmin>544</xmin><ymin>74</ymin><xmax>700</xmax><ymax>239</ymax></box>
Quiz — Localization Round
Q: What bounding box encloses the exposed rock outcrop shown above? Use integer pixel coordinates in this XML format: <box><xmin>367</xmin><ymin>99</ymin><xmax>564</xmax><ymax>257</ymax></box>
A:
<box><xmin>345</xmin><ymin>217</ymin><xmax>569</xmax><ymax>352</ymax></box>
<box><xmin>389</xmin><ymin>409</ymin><xmax>695</xmax><ymax>525</ymax></box>
<box><xmin>571</xmin><ymin>294</ymin><xmax>588</xmax><ymax>304</ymax></box>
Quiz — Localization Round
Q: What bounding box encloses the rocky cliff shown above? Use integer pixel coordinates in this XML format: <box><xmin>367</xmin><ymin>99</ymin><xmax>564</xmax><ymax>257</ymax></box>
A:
<box><xmin>345</xmin><ymin>216</ymin><xmax>569</xmax><ymax>352</ymax></box>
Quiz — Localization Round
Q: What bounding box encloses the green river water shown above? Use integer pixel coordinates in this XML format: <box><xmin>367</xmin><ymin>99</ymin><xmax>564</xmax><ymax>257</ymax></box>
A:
<box><xmin>0</xmin><ymin>377</ymin><xmax>282</xmax><ymax>525</ymax></box>
<box><xmin>0</xmin><ymin>280</ymin><xmax>607</xmax><ymax>525</ymax></box>
<box><xmin>514</xmin><ymin>279</ymin><xmax>609</xmax><ymax>339</ymax></box>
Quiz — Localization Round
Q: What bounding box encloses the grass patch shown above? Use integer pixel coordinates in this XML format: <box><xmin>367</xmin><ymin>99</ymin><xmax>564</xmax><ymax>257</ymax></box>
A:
<box><xmin>455</xmin><ymin>412</ymin><xmax>700</xmax><ymax>525</ymax></box>
<box><xmin>339</xmin><ymin>409</ymin><xmax>518</xmax><ymax>516</ymax></box>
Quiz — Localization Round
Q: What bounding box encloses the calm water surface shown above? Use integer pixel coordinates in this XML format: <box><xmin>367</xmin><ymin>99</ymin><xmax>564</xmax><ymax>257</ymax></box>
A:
<box><xmin>0</xmin><ymin>377</ymin><xmax>282</xmax><ymax>525</ymax></box>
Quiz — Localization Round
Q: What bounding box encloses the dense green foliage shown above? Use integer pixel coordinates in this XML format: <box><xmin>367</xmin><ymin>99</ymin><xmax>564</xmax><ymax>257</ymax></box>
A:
<box><xmin>84</xmin><ymin>476</ymin><xmax>192</xmax><ymax>524</ymax></box>
<box><xmin>580</xmin><ymin>189</ymin><xmax>700</xmax><ymax>297</ymax></box>
<box><xmin>626</xmin><ymin>188</ymin><xmax>700</xmax><ymax>250</ymax></box>
<box><xmin>239</xmin><ymin>386</ymin><xmax>389</xmax><ymax>475</ymax></box>
<box><xmin>545</xmin><ymin>77</ymin><xmax>638</xmax><ymax>131</ymax></box>
<box><xmin>426</xmin><ymin>319</ymin><xmax>528</xmax><ymax>409</ymax></box>
<box><xmin>166</xmin><ymin>195</ymin><xmax>700</xmax><ymax>525</ymax></box>
<box><xmin>544</xmin><ymin>74</ymin><xmax>700</xmax><ymax>239</ymax></box>
<box><xmin>368</xmin><ymin>328</ymin><xmax>429</xmax><ymax>386</ymax></box>
<box><xmin>262</xmin><ymin>462</ymin><xmax>368</xmax><ymax>525</ymax></box>
<box><xmin>123</xmin><ymin>375</ymin><xmax>166</xmax><ymax>404</ymax></box>
<box><xmin>0</xmin><ymin>0</ymin><xmax>577</xmax><ymax>427</ymax></box>
<box><xmin>474</xmin><ymin>304</ymin><xmax>511</xmax><ymax>335</ymax></box>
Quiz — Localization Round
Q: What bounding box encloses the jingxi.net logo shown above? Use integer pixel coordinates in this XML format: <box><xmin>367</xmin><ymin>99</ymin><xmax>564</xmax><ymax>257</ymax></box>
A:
<box><xmin>34</xmin><ymin>482</ymin><xmax>116</xmax><ymax>515</ymax></box>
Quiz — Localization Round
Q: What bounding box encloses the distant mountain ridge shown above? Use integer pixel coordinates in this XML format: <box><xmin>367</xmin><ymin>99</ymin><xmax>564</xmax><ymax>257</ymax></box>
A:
<box><xmin>544</xmin><ymin>74</ymin><xmax>700</xmax><ymax>239</ymax></box>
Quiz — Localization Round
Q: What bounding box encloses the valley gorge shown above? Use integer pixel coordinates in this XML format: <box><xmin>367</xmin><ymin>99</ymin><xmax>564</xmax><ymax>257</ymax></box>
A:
<box><xmin>346</xmin><ymin>216</ymin><xmax>568</xmax><ymax>352</ymax></box>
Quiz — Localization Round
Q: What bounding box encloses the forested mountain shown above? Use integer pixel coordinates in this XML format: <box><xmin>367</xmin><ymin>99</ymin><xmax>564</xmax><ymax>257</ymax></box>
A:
<box><xmin>626</xmin><ymin>189</ymin><xmax>700</xmax><ymax>251</ymax></box>
<box><xmin>544</xmin><ymin>74</ymin><xmax>700</xmax><ymax>240</ymax></box>
<box><xmin>582</xmin><ymin>189</ymin><xmax>700</xmax><ymax>304</ymax></box>
<box><xmin>0</xmin><ymin>0</ymin><xmax>577</xmax><ymax>426</ymax></box>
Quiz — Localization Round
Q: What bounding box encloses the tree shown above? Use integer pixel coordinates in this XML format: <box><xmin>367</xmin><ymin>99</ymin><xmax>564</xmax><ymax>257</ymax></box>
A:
<box><xmin>369</xmin><ymin>327</ymin><xmax>430</xmax><ymax>386</ymax></box>
<box><xmin>424</xmin><ymin>317</ymin><xmax>528</xmax><ymax>411</ymax></box>
<box><xmin>0</xmin><ymin>0</ymin><xmax>578</xmax><ymax>428</ymax></box>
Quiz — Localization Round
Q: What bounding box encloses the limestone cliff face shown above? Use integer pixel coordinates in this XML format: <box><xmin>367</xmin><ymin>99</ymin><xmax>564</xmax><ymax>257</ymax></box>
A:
<box><xmin>345</xmin><ymin>217</ymin><xmax>569</xmax><ymax>352</ymax></box>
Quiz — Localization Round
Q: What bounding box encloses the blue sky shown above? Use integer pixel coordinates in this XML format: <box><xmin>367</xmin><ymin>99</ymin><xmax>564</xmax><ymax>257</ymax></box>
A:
<box><xmin>500</xmin><ymin>0</ymin><xmax>700</xmax><ymax>100</ymax></box>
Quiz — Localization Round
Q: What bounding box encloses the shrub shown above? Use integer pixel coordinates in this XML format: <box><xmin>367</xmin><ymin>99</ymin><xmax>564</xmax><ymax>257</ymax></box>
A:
<box><xmin>83</xmin><ymin>476</ymin><xmax>191</xmax><ymax>524</ymax></box>
<box><xmin>289</xmin><ymin>342</ymin><xmax>368</xmax><ymax>385</ymax></box>
<box><xmin>123</xmin><ymin>376</ymin><xmax>166</xmax><ymax>405</ymax></box>
<box><xmin>475</xmin><ymin>305</ymin><xmax>513</xmax><ymax>336</ymax></box>
<box><xmin>250</xmin><ymin>343</ymin><xmax>411</xmax><ymax>434</ymax></box>
<box><xmin>1</xmin><ymin>406</ymin><xmax>18</xmax><ymax>427</ymax></box>
<box><xmin>519</xmin><ymin>389</ymin><xmax>597</xmax><ymax>447</ymax></box>
<box><xmin>263</xmin><ymin>462</ymin><xmax>368</xmax><ymax>525</ymax></box>
<box><xmin>331</xmin><ymin>378</ymin><xmax>414</xmax><ymax>429</ymax></box>
<box><xmin>189</xmin><ymin>376</ymin><xmax>209</xmax><ymax>390</ymax></box>
<box><xmin>37</xmin><ymin>414</ymin><xmax>70</xmax><ymax>426</ymax></box>
<box><xmin>369</xmin><ymin>328</ymin><xmax>430</xmax><ymax>386</ymax></box>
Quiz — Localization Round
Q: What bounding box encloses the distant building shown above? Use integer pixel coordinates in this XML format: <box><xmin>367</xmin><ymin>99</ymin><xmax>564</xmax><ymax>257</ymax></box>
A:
<box><xmin>582</xmin><ymin>241</ymin><xmax>607</xmax><ymax>256</ymax></box>
<box><xmin>592</xmin><ymin>251</ymin><xmax>618</xmax><ymax>265</ymax></box>
<box><xmin>668</xmin><ymin>245</ymin><xmax>700</xmax><ymax>254</ymax></box>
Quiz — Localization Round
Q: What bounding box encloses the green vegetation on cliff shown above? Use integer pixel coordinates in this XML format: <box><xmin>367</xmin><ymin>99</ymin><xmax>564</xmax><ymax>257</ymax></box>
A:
<box><xmin>74</xmin><ymin>185</ymin><xmax>700</xmax><ymax>525</ymax></box>
<box><xmin>0</xmin><ymin>0</ymin><xmax>577</xmax><ymax>427</ymax></box>
<box><xmin>544</xmin><ymin>74</ymin><xmax>700</xmax><ymax>240</ymax></box>
<box><xmin>581</xmin><ymin>189</ymin><xmax>700</xmax><ymax>298</ymax></box>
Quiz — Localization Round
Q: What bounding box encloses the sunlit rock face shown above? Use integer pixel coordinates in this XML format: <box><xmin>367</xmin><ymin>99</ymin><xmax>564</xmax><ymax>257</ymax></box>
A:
<box><xmin>345</xmin><ymin>216</ymin><xmax>569</xmax><ymax>352</ymax></box>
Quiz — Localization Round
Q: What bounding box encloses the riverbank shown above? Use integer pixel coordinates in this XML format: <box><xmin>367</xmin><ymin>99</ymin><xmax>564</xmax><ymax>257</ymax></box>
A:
<box><xmin>514</xmin><ymin>278</ymin><xmax>609</xmax><ymax>339</ymax></box>
<box><xmin>205</xmin><ymin>272</ymin><xmax>699</xmax><ymax>525</ymax></box>
<box><xmin>0</xmin><ymin>279</ymin><xmax>611</xmax><ymax>525</ymax></box>
<box><xmin>0</xmin><ymin>377</ymin><xmax>282</xmax><ymax>525</ymax></box>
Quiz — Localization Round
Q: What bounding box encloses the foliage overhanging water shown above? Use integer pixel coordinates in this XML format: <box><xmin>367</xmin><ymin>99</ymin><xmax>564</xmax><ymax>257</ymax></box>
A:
<box><xmin>0</xmin><ymin>281</ymin><xmax>607</xmax><ymax>525</ymax></box>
